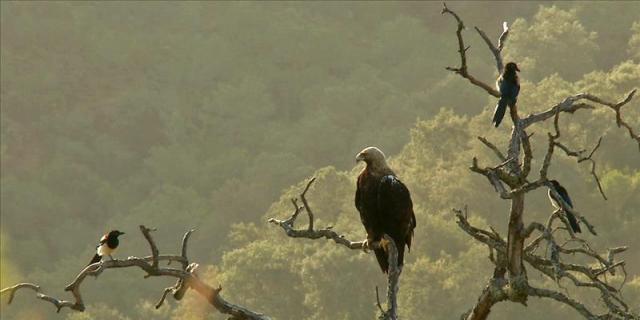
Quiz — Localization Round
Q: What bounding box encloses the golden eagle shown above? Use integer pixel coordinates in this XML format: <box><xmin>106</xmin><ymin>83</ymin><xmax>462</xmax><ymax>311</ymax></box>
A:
<box><xmin>355</xmin><ymin>147</ymin><xmax>416</xmax><ymax>273</ymax></box>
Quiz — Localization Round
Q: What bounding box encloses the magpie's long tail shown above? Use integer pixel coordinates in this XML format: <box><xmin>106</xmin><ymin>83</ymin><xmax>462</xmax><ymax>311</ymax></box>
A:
<box><xmin>88</xmin><ymin>253</ymin><xmax>101</xmax><ymax>266</ymax></box>
<box><xmin>492</xmin><ymin>98</ymin><xmax>509</xmax><ymax>127</ymax></box>
<box><xmin>565</xmin><ymin>211</ymin><xmax>582</xmax><ymax>233</ymax></box>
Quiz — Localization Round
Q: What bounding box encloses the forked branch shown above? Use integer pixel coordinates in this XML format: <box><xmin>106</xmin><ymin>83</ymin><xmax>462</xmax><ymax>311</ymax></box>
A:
<box><xmin>1</xmin><ymin>226</ymin><xmax>269</xmax><ymax>320</ymax></box>
<box><xmin>441</xmin><ymin>2</ymin><xmax>501</xmax><ymax>97</ymax></box>
<box><xmin>269</xmin><ymin>178</ymin><xmax>402</xmax><ymax>320</ymax></box>
<box><xmin>454</xmin><ymin>207</ymin><xmax>635</xmax><ymax>319</ymax></box>
<box><xmin>444</xmin><ymin>2</ymin><xmax>638</xmax><ymax>319</ymax></box>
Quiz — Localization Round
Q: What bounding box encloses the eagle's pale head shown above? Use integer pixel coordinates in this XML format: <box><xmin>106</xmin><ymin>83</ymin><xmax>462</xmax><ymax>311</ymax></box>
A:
<box><xmin>356</xmin><ymin>147</ymin><xmax>390</xmax><ymax>173</ymax></box>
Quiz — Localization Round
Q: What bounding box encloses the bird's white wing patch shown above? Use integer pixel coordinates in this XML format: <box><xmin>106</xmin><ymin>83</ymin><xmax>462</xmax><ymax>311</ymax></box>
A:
<box><xmin>97</xmin><ymin>242</ymin><xmax>114</xmax><ymax>256</ymax></box>
<box><xmin>548</xmin><ymin>189</ymin><xmax>560</xmax><ymax>209</ymax></box>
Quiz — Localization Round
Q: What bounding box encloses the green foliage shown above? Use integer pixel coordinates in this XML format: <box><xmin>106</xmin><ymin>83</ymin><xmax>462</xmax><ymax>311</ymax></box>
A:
<box><xmin>1</xmin><ymin>2</ymin><xmax>639</xmax><ymax>319</ymax></box>
<box><xmin>631</xmin><ymin>21</ymin><xmax>640</xmax><ymax>60</ymax></box>
<box><xmin>507</xmin><ymin>6</ymin><xmax>599</xmax><ymax>82</ymax></box>
<box><xmin>66</xmin><ymin>303</ymin><xmax>131</xmax><ymax>320</ymax></box>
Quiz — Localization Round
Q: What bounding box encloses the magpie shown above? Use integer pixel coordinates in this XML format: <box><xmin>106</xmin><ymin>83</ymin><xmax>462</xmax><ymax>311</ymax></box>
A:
<box><xmin>88</xmin><ymin>230</ymin><xmax>125</xmax><ymax>265</ymax></box>
<box><xmin>492</xmin><ymin>62</ymin><xmax>520</xmax><ymax>127</ymax></box>
<box><xmin>548</xmin><ymin>180</ymin><xmax>581</xmax><ymax>233</ymax></box>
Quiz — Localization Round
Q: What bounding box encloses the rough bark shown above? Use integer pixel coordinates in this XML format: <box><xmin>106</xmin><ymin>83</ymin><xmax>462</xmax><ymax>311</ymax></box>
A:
<box><xmin>443</xmin><ymin>3</ymin><xmax>639</xmax><ymax>319</ymax></box>
<box><xmin>269</xmin><ymin>178</ymin><xmax>402</xmax><ymax>320</ymax></box>
<box><xmin>1</xmin><ymin>226</ymin><xmax>270</xmax><ymax>320</ymax></box>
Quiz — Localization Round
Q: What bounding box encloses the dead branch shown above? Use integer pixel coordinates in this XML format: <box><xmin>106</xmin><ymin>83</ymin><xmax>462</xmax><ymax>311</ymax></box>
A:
<box><xmin>478</xmin><ymin>136</ymin><xmax>507</xmax><ymax>161</ymax></box>
<box><xmin>441</xmin><ymin>2</ymin><xmax>500</xmax><ymax>97</ymax></box>
<box><xmin>454</xmin><ymin>208</ymin><xmax>635</xmax><ymax>319</ymax></box>
<box><xmin>474</xmin><ymin>21</ymin><xmax>509</xmax><ymax>74</ymax></box>
<box><xmin>268</xmin><ymin>179</ymin><xmax>366</xmax><ymax>250</ymax></box>
<box><xmin>0</xmin><ymin>226</ymin><xmax>270</xmax><ymax>320</ymax></box>
<box><xmin>269</xmin><ymin>178</ymin><xmax>401</xmax><ymax>320</ymax></box>
<box><xmin>555</xmin><ymin>137</ymin><xmax>607</xmax><ymax>199</ymax></box>
<box><xmin>521</xmin><ymin>90</ymin><xmax>637</xmax><ymax>130</ymax></box>
<box><xmin>470</xmin><ymin>157</ymin><xmax>518</xmax><ymax>198</ymax></box>
<box><xmin>444</xmin><ymin>3</ymin><xmax>638</xmax><ymax>319</ymax></box>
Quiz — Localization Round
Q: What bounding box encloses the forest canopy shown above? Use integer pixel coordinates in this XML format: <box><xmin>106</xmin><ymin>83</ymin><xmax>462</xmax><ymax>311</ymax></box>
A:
<box><xmin>1</xmin><ymin>2</ymin><xmax>639</xmax><ymax>319</ymax></box>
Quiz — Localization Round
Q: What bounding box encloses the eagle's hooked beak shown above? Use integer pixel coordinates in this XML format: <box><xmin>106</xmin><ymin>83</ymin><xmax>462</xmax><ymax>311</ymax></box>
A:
<box><xmin>356</xmin><ymin>152</ymin><xmax>365</xmax><ymax>163</ymax></box>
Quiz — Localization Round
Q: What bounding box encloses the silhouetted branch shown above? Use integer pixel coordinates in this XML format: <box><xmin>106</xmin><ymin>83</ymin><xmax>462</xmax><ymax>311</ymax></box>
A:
<box><xmin>1</xmin><ymin>226</ymin><xmax>269</xmax><ymax>320</ymax></box>
<box><xmin>521</xmin><ymin>90</ymin><xmax>637</xmax><ymax>129</ymax></box>
<box><xmin>526</xmin><ymin>286</ymin><xmax>595</xmax><ymax>319</ymax></box>
<box><xmin>268</xmin><ymin>178</ymin><xmax>366</xmax><ymax>249</ymax></box>
<box><xmin>445</xmin><ymin>4</ymin><xmax>637</xmax><ymax>317</ymax></box>
<box><xmin>478</xmin><ymin>136</ymin><xmax>506</xmax><ymax>161</ymax></box>
<box><xmin>269</xmin><ymin>178</ymin><xmax>401</xmax><ymax>320</ymax></box>
<box><xmin>555</xmin><ymin>137</ymin><xmax>607</xmax><ymax>199</ymax></box>
<box><xmin>470</xmin><ymin>157</ymin><xmax>517</xmax><ymax>198</ymax></box>
<box><xmin>442</xmin><ymin>2</ymin><xmax>500</xmax><ymax>97</ymax></box>
<box><xmin>454</xmin><ymin>207</ymin><xmax>635</xmax><ymax>320</ymax></box>
<box><xmin>474</xmin><ymin>21</ymin><xmax>509</xmax><ymax>73</ymax></box>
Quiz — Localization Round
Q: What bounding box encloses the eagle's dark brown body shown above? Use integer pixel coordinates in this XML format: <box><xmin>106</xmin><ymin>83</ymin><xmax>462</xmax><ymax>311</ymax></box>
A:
<box><xmin>355</xmin><ymin>165</ymin><xmax>416</xmax><ymax>273</ymax></box>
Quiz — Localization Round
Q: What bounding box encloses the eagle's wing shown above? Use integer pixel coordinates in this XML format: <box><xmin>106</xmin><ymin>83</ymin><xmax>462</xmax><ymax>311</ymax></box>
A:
<box><xmin>355</xmin><ymin>174</ymin><xmax>371</xmax><ymax>231</ymax></box>
<box><xmin>377</xmin><ymin>175</ymin><xmax>415</xmax><ymax>239</ymax></box>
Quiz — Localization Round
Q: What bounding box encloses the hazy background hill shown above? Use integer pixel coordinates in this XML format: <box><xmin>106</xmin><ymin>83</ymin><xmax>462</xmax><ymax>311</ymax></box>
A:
<box><xmin>1</xmin><ymin>2</ymin><xmax>639</xmax><ymax>319</ymax></box>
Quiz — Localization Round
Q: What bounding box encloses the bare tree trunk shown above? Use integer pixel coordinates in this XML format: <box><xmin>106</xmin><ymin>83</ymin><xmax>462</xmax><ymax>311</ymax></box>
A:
<box><xmin>506</xmin><ymin>192</ymin><xmax>527</xmax><ymax>301</ymax></box>
<box><xmin>444</xmin><ymin>2</ymin><xmax>639</xmax><ymax>319</ymax></box>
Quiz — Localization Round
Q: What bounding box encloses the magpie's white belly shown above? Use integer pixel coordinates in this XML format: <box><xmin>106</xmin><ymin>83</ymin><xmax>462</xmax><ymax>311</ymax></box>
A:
<box><xmin>97</xmin><ymin>243</ymin><xmax>115</xmax><ymax>256</ymax></box>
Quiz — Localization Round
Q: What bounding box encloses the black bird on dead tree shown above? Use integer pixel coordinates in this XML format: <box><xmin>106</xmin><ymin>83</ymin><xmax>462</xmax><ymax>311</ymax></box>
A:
<box><xmin>88</xmin><ymin>230</ymin><xmax>125</xmax><ymax>265</ymax></box>
<box><xmin>355</xmin><ymin>147</ymin><xmax>416</xmax><ymax>273</ymax></box>
<box><xmin>548</xmin><ymin>180</ymin><xmax>581</xmax><ymax>233</ymax></box>
<box><xmin>492</xmin><ymin>62</ymin><xmax>520</xmax><ymax>127</ymax></box>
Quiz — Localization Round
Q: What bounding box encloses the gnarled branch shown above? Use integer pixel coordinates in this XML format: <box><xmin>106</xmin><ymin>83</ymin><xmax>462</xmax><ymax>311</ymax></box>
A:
<box><xmin>521</xmin><ymin>90</ymin><xmax>637</xmax><ymax>131</ymax></box>
<box><xmin>441</xmin><ymin>2</ymin><xmax>501</xmax><ymax>97</ymax></box>
<box><xmin>444</xmin><ymin>3</ymin><xmax>638</xmax><ymax>319</ymax></box>
<box><xmin>455</xmin><ymin>207</ymin><xmax>634</xmax><ymax>319</ymax></box>
<box><xmin>1</xmin><ymin>226</ymin><xmax>270</xmax><ymax>320</ymax></box>
<box><xmin>474</xmin><ymin>21</ymin><xmax>509</xmax><ymax>74</ymax></box>
<box><xmin>269</xmin><ymin>178</ymin><xmax>402</xmax><ymax>320</ymax></box>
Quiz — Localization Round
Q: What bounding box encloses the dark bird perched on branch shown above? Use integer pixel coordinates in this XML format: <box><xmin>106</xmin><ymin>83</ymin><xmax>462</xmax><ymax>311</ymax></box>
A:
<box><xmin>355</xmin><ymin>147</ymin><xmax>416</xmax><ymax>273</ymax></box>
<box><xmin>548</xmin><ymin>180</ymin><xmax>581</xmax><ymax>233</ymax></box>
<box><xmin>88</xmin><ymin>230</ymin><xmax>125</xmax><ymax>265</ymax></box>
<box><xmin>492</xmin><ymin>62</ymin><xmax>520</xmax><ymax>127</ymax></box>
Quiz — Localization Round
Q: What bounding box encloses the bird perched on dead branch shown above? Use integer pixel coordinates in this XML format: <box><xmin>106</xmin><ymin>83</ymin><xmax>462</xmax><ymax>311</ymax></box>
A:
<box><xmin>88</xmin><ymin>230</ymin><xmax>125</xmax><ymax>265</ymax></box>
<box><xmin>548</xmin><ymin>180</ymin><xmax>581</xmax><ymax>233</ymax></box>
<box><xmin>355</xmin><ymin>147</ymin><xmax>416</xmax><ymax>273</ymax></box>
<box><xmin>492</xmin><ymin>62</ymin><xmax>520</xmax><ymax>127</ymax></box>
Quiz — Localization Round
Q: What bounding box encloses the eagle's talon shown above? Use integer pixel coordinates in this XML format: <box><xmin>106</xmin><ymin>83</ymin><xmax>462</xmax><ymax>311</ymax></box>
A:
<box><xmin>362</xmin><ymin>239</ymin><xmax>370</xmax><ymax>252</ymax></box>
<box><xmin>355</xmin><ymin>147</ymin><xmax>416</xmax><ymax>273</ymax></box>
<box><xmin>379</xmin><ymin>238</ymin><xmax>390</xmax><ymax>252</ymax></box>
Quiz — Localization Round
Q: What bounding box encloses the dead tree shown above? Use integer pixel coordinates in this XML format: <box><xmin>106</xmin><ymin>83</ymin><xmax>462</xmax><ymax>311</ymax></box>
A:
<box><xmin>269</xmin><ymin>177</ymin><xmax>402</xmax><ymax>320</ymax></box>
<box><xmin>0</xmin><ymin>225</ymin><xmax>269</xmax><ymax>320</ymax></box>
<box><xmin>442</xmin><ymin>3</ymin><xmax>639</xmax><ymax>320</ymax></box>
